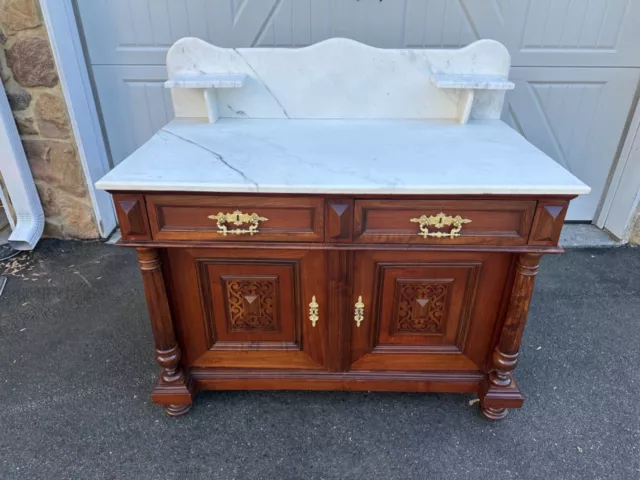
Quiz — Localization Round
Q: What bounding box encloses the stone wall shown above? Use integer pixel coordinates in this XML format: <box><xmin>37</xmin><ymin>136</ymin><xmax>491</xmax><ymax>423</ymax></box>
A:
<box><xmin>629</xmin><ymin>206</ymin><xmax>640</xmax><ymax>245</ymax></box>
<box><xmin>0</xmin><ymin>0</ymin><xmax>98</xmax><ymax>239</ymax></box>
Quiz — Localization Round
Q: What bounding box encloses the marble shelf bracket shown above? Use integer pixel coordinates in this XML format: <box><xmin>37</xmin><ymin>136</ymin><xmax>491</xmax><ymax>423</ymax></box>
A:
<box><xmin>164</xmin><ymin>73</ymin><xmax>247</xmax><ymax>123</ymax></box>
<box><xmin>430</xmin><ymin>74</ymin><xmax>514</xmax><ymax>125</ymax></box>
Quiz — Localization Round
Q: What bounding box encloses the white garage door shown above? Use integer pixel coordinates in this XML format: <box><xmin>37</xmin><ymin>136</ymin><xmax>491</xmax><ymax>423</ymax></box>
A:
<box><xmin>75</xmin><ymin>0</ymin><xmax>640</xmax><ymax>221</ymax></box>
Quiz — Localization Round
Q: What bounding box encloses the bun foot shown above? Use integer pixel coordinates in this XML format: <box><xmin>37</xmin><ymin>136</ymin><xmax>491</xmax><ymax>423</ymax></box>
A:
<box><xmin>164</xmin><ymin>403</ymin><xmax>192</xmax><ymax>417</ymax></box>
<box><xmin>481</xmin><ymin>406</ymin><xmax>508</xmax><ymax>420</ymax></box>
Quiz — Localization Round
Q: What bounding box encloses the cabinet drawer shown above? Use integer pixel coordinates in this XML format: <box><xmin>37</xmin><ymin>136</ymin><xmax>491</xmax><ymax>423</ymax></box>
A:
<box><xmin>147</xmin><ymin>195</ymin><xmax>324</xmax><ymax>242</ymax></box>
<box><xmin>354</xmin><ymin>199</ymin><xmax>535</xmax><ymax>245</ymax></box>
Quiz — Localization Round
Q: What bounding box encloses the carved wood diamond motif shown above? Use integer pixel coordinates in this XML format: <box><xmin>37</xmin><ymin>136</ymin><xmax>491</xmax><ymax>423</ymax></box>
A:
<box><xmin>394</xmin><ymin>281</ymin><xmax>448</xmax><ymax>334</ymax></box>
<box><xmin>224</xmin><ymin>277</ymin><xmax>279</xmax><ymax>332</ymax></box>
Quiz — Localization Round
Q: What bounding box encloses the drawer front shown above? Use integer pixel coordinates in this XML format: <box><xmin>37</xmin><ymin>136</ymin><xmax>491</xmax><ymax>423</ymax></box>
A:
<box><xmin>353</xmin><ymin>199</ymin><xmax>536</xmax><ymax>245</ymax></box>
<box><xmin>147</xmin><ymin>195</ymin><xmax>324</xmax><ymax>242</ymax></box>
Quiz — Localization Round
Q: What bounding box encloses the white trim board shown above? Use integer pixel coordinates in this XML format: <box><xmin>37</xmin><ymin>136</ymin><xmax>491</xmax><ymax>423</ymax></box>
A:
<box><xmin>40</xmin><ymin>0</ymin><xmax>116</xmax><ymax>238</ymax></box>
<box><xmin>597</xmin><ymin>98</ymin><xmax>640</xmax><ymax>240</ymax></box>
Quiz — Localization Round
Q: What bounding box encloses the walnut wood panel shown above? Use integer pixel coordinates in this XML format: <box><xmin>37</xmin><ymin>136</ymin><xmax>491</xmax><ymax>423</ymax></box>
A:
<box><xmin>528</xmin><ymin>200</ymin><xmax>569</xmax><ymax>246</ymax></box>
<box><xmin>325</xmin><ymin>249</ymin><xmax>354</xmax><ymax>371</ymax></box>
<box><xmin>163</xmin><ymin>248</ymin><xmax>328</xmax><ymax>370</ymax></box>
<box><xmin>113</xmin><ymin>194</ymin><xmax>150</xmax><ymax>240</ymax></box>
<box><xmin>353</xmin><ymin>199</ymin><xmax>536</xmax><ymax>245</ymax></box>
<box><xmin>146</xmin><ymin>194</ymin><xmax>324</xmax><ymax>242</ymax></box>
<box><xmin>349</xmin><ymin>251</ymin><xmax>511</xmax><ymax>372</ymax></box>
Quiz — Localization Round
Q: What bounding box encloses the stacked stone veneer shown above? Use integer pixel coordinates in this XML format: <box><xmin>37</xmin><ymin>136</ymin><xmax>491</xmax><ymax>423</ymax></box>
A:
<box><xmin>0</xmin><ymin>0</ymin><xmax>98</xmax><ymax>238</ymax></box>
<box><xmin>629</xmin><ymin>206</ymin><xmax>640</xmax><ymax>245</ymax></box>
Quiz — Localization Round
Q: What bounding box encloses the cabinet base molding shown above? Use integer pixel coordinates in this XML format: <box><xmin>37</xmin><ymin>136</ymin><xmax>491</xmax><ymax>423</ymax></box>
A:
<box><xmin>176</xmin><ymin>369</ymin><xmax>486</xmax><ymax>394</ymax></box>
<box><xmin>478</xmin><ymin>375</ymin><xmax>525</xmax><ymax>413</ymax></box>
<box><xmin>150</xmin><ymin>371</ymin><xmax>196</xmax><ymax>408</ymax></box>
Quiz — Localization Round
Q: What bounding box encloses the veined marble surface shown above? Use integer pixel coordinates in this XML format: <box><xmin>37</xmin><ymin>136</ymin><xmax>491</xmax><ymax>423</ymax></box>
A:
<box><xmin>96</xmin><ymin>118</ymin><xmax>590</xmax><ymax>196</ymax></box>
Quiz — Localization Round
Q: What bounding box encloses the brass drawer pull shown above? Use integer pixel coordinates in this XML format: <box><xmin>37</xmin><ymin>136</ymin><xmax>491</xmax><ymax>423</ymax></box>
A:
<box><xmin>354</xmin><ymin>295</ymin><xmax>365</xmax><ymax>327</ymax></box>
<box><xmin>309</xmin><ymin>296</ymin><xmax>319</xmax><ymax>327</ymax></box>
<box><xmin>208</xmin><ymin>210</ymin><xmax>268</xmax><ymax>236</ymax></box>
<box><xmin>409</xmin><ymin>212</ymin><xmax>471</xmax><ymax>239</ymax></box>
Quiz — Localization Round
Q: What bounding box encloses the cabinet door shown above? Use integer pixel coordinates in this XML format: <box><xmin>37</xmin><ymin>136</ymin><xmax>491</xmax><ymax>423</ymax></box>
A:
<box><xmin>165</xmin><ymin>248</ymin><xmax>328</xmax><ymax>370</ymax></box>
<box><xmin>349</xmin><ymin>251</ymin><xmax>512</xmax><ymax>372</ymax></box>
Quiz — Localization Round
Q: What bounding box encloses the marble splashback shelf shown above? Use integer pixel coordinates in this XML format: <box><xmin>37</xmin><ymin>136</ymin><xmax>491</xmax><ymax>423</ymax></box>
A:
<box><xmin>164</xmin><ymin>37</ymin><xmax>512</xmax><ymax>125</ymax></box>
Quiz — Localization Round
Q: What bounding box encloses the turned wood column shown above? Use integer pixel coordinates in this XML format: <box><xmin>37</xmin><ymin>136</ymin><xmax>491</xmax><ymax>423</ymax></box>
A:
<box><xmin>480</xmin><ymin>253</ymin><xmax>541</xmax><ymax>420</ymax></box>
<box><xmin>137</xmin><ymin>247</ymin><xmax>193</xmax><ymax>415</ymax></box>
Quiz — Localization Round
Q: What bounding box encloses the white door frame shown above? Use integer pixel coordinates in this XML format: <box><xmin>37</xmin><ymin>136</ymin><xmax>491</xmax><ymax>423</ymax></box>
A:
<box><xmin>40</xmin><ymin>0</ymin><xmax>640</xmax><ymax>241</ymax></box>
<box><xmin>596</xmin><ymin>97</ymin><xmax>640</xmax><ymax>240</ymax></box>
<box><xmin>40</xmin><ymin>0</ymin><xmax>116</xmax><ymax>238</ymax></box>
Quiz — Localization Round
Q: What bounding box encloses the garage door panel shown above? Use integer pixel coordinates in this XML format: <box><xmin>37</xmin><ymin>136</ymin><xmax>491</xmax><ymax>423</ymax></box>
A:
<box><xmin>511</xmin><ymin>0</ymin><xmax>640</xmax><ymax>66</ymax></box>
<box><xmin>255</xmin><ymin>0</ymin><xmax>494</xmax><ymax>48</ymax></box>
<box><xmin>92</xmin><ymin>66</ymin><xmax>173</xmax><ymax>166</ymax></box>
<box><xmin>76</xmin><ymin>0</ymin><xmax>508</xmax><ymax>55</ymax></box>
<box><xmin>76</xmin><ymin>0</ymin><xmax>279</xmax><ymax>65</ymax></box>
<box><xmin>77</xmin><ymin>0</ymin><xmax>640</xmax><ymax>66</ymax></box>
<box><xmin>504</xmin><ymin>67</ymin><xmax>640</xmax><ymax>220</ymax></box>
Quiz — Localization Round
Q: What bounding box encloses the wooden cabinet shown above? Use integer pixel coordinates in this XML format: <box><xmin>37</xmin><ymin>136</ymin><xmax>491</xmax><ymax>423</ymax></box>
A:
<box><xmin>113</xmin><ymin>192</ymin><xmax>572</xmax><ymax>420</ymax></box>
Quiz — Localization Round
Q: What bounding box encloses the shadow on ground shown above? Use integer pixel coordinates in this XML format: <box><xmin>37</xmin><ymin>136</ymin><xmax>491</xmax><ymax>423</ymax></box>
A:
<box><xmin>1</xmin><ymin>240</ymin><xmax>639</xmax><ymax>480</ymax></box>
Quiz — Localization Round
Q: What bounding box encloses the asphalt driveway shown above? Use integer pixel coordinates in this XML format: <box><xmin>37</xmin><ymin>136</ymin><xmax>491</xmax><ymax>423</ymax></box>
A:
<box><xmin>0</xmin><ymin>240</ymin><xmax>638</xmax><ymax>479</ymax></box>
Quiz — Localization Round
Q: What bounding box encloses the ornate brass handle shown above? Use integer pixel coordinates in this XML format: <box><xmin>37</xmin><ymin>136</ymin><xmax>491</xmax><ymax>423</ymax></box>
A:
<box><xmin>208</xmin><ymin>210</ymin><xmax>268</xmax><ymax>236</ymax></box>
<box><xmin>309</xmin><ymin>296</ymin><xmax>319</xmax><ymax>327</ymax></box>
<box><xmin>354</xmin><ymin>295</ymin><xmax>365</xmax><ymax>327</ymax></box>
<box><xmin>409</xmin><ymin>212</ymin><xmax>471</xmax><ymax>239</ymax></box>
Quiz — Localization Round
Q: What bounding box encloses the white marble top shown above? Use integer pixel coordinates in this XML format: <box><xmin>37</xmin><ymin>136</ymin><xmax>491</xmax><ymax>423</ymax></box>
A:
<box><xmin>96</xmin><ymin>118</ymin><xmax>590</xmax><ymax>196</ymax></box>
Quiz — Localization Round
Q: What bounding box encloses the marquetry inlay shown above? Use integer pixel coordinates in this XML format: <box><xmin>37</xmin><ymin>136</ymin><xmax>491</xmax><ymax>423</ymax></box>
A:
<box><xmin>394</xmin><ymin>281</ymin><xmax>448</xmax><ymax>334</ymax></box>
<box><xmin>224</xmin><ymin>277</ymin><xmax>279</xmax><ymax>332</ymax></box>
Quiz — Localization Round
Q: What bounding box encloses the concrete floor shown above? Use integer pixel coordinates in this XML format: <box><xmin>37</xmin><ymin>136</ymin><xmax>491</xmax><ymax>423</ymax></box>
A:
<box><xmin>0</xmin><ymin>240</ymin><xmax>639</xmax><ymax>480</ymax></box>
<box><xmin>559</xmin><ymin>223</ymin><xmax>622</xmax><ymax>248</ymax></box>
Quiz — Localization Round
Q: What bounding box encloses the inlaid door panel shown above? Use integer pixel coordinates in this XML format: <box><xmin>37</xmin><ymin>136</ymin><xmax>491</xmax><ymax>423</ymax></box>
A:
<box><xmin>349</xmin><ymin>251</ymin><xmax>512</xmax><ymax>372</ymax></box>
<box><xmin>164</xmin><ymin>248</ymin><xmax>327</xmax><ymax>369</ymax></box>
